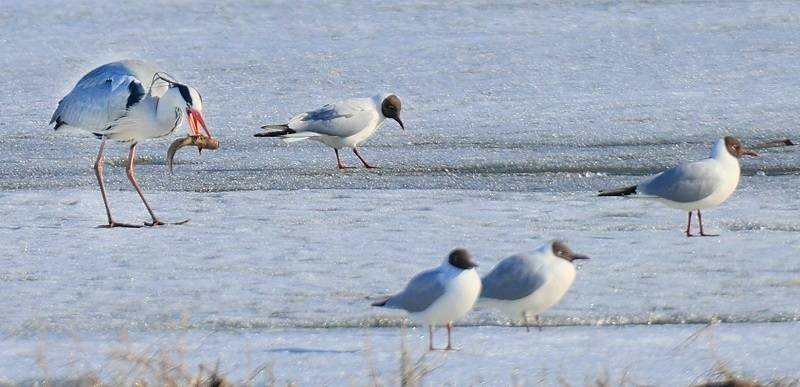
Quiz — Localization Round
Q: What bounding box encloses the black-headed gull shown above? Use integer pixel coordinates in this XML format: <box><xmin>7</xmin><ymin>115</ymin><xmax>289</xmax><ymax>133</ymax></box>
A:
<box><xmin>372</xmin><ymin>249</ymin><xmax>480</xmax><ymax>351</ymax></box>
<box><xmin>480</xmin><ymin>241</ymin><xmax>588</xmax><ymax>331</ymax></box>
<box><xmin>51</xmin><ymin>60</ymin><xmax>214</xmax><ymax>228</ymax></box>
<box><xmin>599</xmin><ymin>136</ymin><xmax>757</xmax><ymax>237</ymax></box>
<box><xmin>255</xmin><ymin>94</ymin><xmax>404</xmax><ymax>169</ymax></box>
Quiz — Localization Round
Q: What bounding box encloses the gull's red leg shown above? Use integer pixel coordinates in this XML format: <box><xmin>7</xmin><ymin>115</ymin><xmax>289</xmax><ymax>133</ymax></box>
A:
<box><xmin>523</xmin><ymin>311</ymin><xmax>530</xmax><ymax>332</ymax></box>
<box><xmin>428</xmin><ymin>325</ymin><xmax>435</xmax><ymax>351</ymax></box>
<box><xmin>445</xmin><ymin>322</ymin><xmax>454</xmax><ymax>350</ymax></box>
<box><xmin>353</xmin><ymin>148</ymin><xmax>377</xmax><ymax>169</ymax></box>
<box><xmin>685</xmin><ymin>211</ymin><xmax>694</xmax><ymax>237</ymax></box>
<box><xmin>698</xmin><ymin>210</ymin><xmax>719</xmax><ymax>237</ymax></box>
<box><xmin>335</xmin><ymin>149</ymin><xmax>353</xmax><ymax>169</ymax></box>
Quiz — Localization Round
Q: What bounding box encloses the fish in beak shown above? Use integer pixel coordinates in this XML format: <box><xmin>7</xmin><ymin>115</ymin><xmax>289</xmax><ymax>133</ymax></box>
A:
<box><xmin>167</xmin><ymin>135</ymin><xmax>220</xmax><ymax>174</ymax></box>
<box><xmin>167</xmin><ymin>108</ymin><xmax>218</xmax><ymax>173</ymax></box>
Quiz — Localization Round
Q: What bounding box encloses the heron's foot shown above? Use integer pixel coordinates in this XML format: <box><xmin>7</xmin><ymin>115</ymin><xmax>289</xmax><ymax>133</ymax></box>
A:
<box><xmin>144</xmin><ymin>219</ymin><xmax>165</xmax><ymax>227</ymax></box>
<box><xmin>144</xmin><ymin>219</ymin><xmax>190</xmax><ymax>227</ymax></box>
<box><xmin>98</xmin><ymin>221</ymin><xmax>143</xmax><ymax>229</ymax></box>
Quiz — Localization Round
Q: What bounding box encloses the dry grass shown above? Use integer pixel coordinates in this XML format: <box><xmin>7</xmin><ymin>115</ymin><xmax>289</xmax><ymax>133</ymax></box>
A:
<box><xmin>4</xmin><ymin>326</ymin><xmax>798</xmax><ymax>387</ymax></box>
<box><xmin>689</xmin><ymin>362</ymin><xmax>800</xmax><ymax>387</ymax></box>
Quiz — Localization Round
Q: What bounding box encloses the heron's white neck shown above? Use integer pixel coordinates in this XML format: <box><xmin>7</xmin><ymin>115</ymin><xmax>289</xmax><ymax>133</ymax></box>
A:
<box><xmin>119</xmin><ymin>93</ymin><xmax>184</xmax><ymax>138</ymax></box>
<box><xmin>155</xmin><ymin>98</ymin><xmax>184</xmax><ymax>128</ymax></box>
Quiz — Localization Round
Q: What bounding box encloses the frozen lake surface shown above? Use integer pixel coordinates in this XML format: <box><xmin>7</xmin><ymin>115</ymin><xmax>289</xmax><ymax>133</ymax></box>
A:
<box><xmin>2</xmin><ymin>0</ymin><xmax>800</xmax><ymax>384</ymax></box>
<box><xmin>2</xmin><ymin>188</ymin><xmax>799</xmax><ymax>384</ymax></box>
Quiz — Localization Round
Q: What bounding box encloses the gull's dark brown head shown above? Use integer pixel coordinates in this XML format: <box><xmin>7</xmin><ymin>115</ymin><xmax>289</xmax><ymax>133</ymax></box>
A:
<box><xmin>724</xmin><ymin>136</ymin><xmax>758</xmax><ymax>158</ymax></box>
<box><xmin>381</xmin><ymin>95</ymin><xmax>404</xmax><ymax>130</ymax></box>
<box><xmin>551</xmin><ymin>241</ymin><xmax>589</xmax><ymax>262</ymax></box>
<box><xmin>448</xmin><ymin>248</ymin><xmax>478</xmax><ymax>270</ymax></box>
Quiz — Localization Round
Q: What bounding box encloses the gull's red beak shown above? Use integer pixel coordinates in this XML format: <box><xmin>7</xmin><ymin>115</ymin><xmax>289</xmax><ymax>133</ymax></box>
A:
<box><xmin>743</xmin><ymin>149</ymin><xmax>759</xmax><ymax>157</ymax></box>
<box><xmin>187</xmin><ymin>108</ymin><xmax>212</xmax><ymax>138</ymax></box>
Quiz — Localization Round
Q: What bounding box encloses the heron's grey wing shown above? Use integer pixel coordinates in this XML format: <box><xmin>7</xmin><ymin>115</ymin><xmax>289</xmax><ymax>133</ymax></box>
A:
<box><xmin>639</xmin><ymin>160</ymin><xmax>719</xmax><ymax>203</ymax></box>
<box><xmin>51</xmin><ymin>62</ymin><xmax>149</xmax><ymax>131</ymax></box>
<box><xmin>287</xmin><ymin>98</ymin><xmax>375</xmax><ymax>137</ymax></box>
<box><xmin>481</xmin><ymin>255</ymin><xmax>546</xmax><ymax>301</ymax></box>
<box><xmin>385</xmin><ymin>269</ymin><xmax>446</xmax><ymax>313</ymax></box>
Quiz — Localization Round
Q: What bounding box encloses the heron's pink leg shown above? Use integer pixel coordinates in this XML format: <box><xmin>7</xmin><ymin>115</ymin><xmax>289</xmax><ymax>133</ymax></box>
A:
<box><xmin>125</xmin><ymin>144</ymin><xmax>164</xmax><ymax>226</ymax></box>
<box><xmin>95</xmin><ymin>139</ymin><xmax>140</xmax><ymax>228</ymax></box>
<box><xmin>698</xmin><ymin>210</ymin><xmax>718</xmax><ymax>237</ymax></box>
<box><xmin>335</xmin><ymin>149</ymin><xmax>353</xmax><ymax>169</ymax></box>
<box><xmin>353</xmin><ymin>148</ymin><xmax>377</xmax><ymax>169</ymax></box>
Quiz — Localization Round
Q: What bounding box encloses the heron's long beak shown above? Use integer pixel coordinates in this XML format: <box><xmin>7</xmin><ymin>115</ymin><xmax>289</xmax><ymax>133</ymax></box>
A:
<box><xmin>393</xmin><ymin>117</ymin><xmax>405</xmax><ymax>130</ymax></box>
<box><xmin>187</xmin><ymin>108</ymin><xmax>212</xmax><ymax>138</ymax></box>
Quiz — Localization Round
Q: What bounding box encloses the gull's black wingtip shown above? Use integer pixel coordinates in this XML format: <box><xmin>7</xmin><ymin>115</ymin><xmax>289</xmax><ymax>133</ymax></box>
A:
<box><xmin>598</xmin><ymin>185</ymin><xmax>638</xmax><ymax>197</ymax></box>
<box><xmin>255</xmin><ymin>125</ymin><xmax>296</xmax><ymax>138</ymax></box>
<box><xmin>371</xmin><ymin>298</ymin><xmax>389</xmax><ymax>307</ymax></box>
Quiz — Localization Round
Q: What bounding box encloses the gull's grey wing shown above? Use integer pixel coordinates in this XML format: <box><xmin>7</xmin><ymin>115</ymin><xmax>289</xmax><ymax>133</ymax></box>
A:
<box><xmin>302</xmin><ymin>104</ymin><xmax>352</xmax><ymax>122</ymax></box>
<box><xmin>51</xmin><ymin>61</ymin><xmax>159</xmax><ymax>131</ymax></box>
<box><xmin>481</xmin><ymin>255</ymin><xmax>546</xmax><ymax>301</ymax></box>
<box><xmin>384</xmin><ymin>268</ymin><xmax>446</xmax><ymax>313</ymax></box>
<box><xmin>286</xmin><ymin>98</ymin><xmax>377</xmax><ymax>137</ymax></box>
<box><xmin>639</xmin><ymin>159</ymin><xmax>719</xmax><ymax>203</ymax></box>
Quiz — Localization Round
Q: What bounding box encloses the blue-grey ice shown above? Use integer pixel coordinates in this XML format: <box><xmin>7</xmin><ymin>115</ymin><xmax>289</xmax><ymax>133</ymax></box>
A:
<box><xmin>2</xmin><ymin>0</ymin><xmax>800</xmax><ymax>384</ymax></box>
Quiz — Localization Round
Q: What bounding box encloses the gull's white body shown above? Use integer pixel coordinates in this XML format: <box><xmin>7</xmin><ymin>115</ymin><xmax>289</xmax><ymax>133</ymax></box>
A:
<box><xmin>280</xmin><ymin>94</ymin><xmax>391</xmax><ymax>149</ymax></box>
<box><xmin>409</xmin><ymin>264</ymin><xmax>482</xmax><ymax>326</ymax></box>
<box><xmin>481</xmin><ymin>244</ymin><xmax>576</xmax><ymax>319</ymax></box>
<box><xmin>638</xmin><ymin>138</ymin><xmax>741</xmax><ymax>211</ymax></box>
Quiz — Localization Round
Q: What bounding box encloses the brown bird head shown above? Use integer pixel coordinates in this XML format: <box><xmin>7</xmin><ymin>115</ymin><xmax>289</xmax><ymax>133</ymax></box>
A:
<box><xmin>724</xmin><ymin>136</ymin><xmax>758</xmax><ymax>158</ymax></box>
<box><xmin>551</xmin><ymin>241</ymin><xmax>589</xmax><ymax>262</ymax></box>
<box><xmin>448</xmin><ymin>248</ymin><xmax>478</xmax><ymax>269</ymax></box>
<box><xmin>381</xmin><ymin>95</ymin><xmax>404</xmax><ymax>130</ymax></box>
